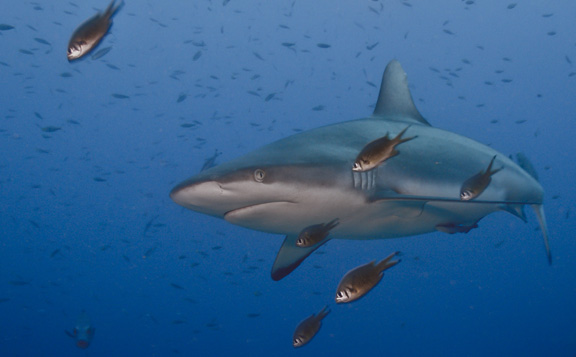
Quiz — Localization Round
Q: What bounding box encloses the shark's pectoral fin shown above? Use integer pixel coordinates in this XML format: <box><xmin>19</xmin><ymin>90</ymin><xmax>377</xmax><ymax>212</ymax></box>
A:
<box><xmin>271</xmin><ymin>235</ymin><xmax>330</xmax><ymax>281</ymax></box>
<box><xmin>532</xmin><ymin>204</ymin><xmax>552</xmax><ymax>265</ymax></box>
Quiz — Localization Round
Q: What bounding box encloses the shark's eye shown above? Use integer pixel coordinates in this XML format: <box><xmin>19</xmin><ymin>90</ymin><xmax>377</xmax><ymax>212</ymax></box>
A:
<box><xmin>254</xmin><ymin>169</ymin><xmax>265</xmax><ymax>182</ymax></box>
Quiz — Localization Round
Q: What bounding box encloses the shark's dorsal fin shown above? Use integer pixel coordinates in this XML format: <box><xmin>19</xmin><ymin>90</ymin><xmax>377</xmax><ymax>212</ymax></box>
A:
<box><xmin>373</xmin><ymin>60</ymin><xmax>430</xmax><ymax>126</ymax></box>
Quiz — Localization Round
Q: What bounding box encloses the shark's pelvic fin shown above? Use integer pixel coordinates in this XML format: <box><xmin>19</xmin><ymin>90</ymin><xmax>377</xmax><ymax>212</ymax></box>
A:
<box><xmin>500</xmin><ymin>204</ymin><xmax>527</xmax><ymax>222</ymax></box>
<box><xmin>532</xmin><ymin>204</ymin><xmax>552</xmax><ymax>265</ymax></box>
<box><xmin>271</xmin><ymin>234</ymin><xmax>330</xmax><ymax>281</ymax></box>
<box><xmin>372</xmin><ymin>60</ymin><xmax>430</xmax><ymax>126</ymax></box>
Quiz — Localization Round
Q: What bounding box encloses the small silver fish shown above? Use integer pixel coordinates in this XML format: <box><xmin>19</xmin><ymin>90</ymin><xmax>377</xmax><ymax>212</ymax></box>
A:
<box><xmin>200</xmin><ymin>149</ymin><xmax>222</xmax><ymax>172</ymax></box>
<box><xmin>335</xmin><ymin>252</ymin><xmax>400</xmax><ymax>303</ymax></box>
<box><xmin>353</xmin><ymin>126</ymin><xmax>416</xmax><ymax>171</ymax></box>
<box><xmin>67</xmin><ymin>0</ymin><xmax>123</xmax><ymax>61</ymax></box>
<box><xmin>292</xmin><ymin>306</ymin><xmax>330</xmax><ymax>348</ymax></box>
<box><xmin>295</xmin><ymin>218</ymin><xmax>339</xmax><ymax>247</ymax></box>
<box><xmin>460</xmin><ymin>155</ymin><xmax>502</xmax><ymax>200</ymax></box>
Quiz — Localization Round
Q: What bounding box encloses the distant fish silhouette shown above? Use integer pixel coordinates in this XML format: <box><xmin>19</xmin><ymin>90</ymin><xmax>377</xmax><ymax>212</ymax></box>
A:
<box><xmin>65</xmin><ymin>310</ymin><xmax>95</xmax><ymax>349</ymax></box>
<box><xmin>200</xmin><ymin>150</ymin><xmax>222</xmax><ymax>172</ymax></box>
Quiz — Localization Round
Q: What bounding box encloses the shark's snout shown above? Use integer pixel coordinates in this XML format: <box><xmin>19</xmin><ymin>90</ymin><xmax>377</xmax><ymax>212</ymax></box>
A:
<box><xmin>170</xmin><ymin>179</ymin><xmax>228</xmax><ymax>217</ymax></box>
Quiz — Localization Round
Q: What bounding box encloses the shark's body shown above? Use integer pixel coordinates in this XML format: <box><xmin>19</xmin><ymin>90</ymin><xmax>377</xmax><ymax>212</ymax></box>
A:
<box><xmin>171</xmin><ymin>60</ymin><xmax>550</xmax><ymax>280</ymax></box>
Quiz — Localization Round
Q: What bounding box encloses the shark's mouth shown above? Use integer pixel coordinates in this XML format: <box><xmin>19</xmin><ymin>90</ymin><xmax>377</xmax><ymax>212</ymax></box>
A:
<box><xmin>224</xmin><ymin>201</ymin><xmax>298</xmax><ymax>227</ymax></box>
<box><xmin>224</xmin><ymin>201</ymin><xmax>296</xmax><ymax>217</ymax></box>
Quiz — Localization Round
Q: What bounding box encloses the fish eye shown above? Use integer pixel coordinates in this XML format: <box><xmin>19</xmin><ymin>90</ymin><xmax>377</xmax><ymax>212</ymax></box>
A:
<box><xmin>296</xmin><ymin>238</ymin><xmax>304</xmax><ymax>246</ymax></box>
<box><xmin>253</xmin><ymin>169</ymin><xmax>265</xmax><ymax>182</ymax></box>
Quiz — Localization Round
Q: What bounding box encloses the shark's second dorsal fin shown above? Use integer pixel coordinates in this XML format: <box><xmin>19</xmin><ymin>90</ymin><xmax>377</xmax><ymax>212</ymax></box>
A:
<box><xmin>373</xmin><ymin>60</ymin><xmax>430</xmax><ymax>126</ymax></box>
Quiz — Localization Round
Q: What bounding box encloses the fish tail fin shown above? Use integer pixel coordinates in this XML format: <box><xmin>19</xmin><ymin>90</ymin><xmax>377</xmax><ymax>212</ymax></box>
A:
<box><xmin>491</xmin><ymin>166</ymin><xmax>504</xmax><ymax>176</ymax></box>
<box><xmin>317</xmin><ymin>305</ymin><xmax>330</xmax><ymax>320</ymax></box>
<box><xmin>325</xmin><ymin>218</ymin><xmax>340</xmax><ymax>231</ymax></box>
<box><xmin>106</xmin><ymin>0</ymin><xmax>124</xmax><ymax>18</ymax></box>
<box><xmin>397</xmin><ymin>125</ymin><xmax>418</xmax><ymax>143</ymax></box>
<box><xmin>375</xmin><ymin>251</ymin><xmax>401</xmax><ymax>272</ymax></box>
<box><xmin>487</xmin><ymin>155</ymin><xmax>497</xmax><ymax>170</ymax></box>
<box><xmin>400</xmin><ymin>134</ymin><xmax>418</xmax><ymax>144</ymax></box>
<box><xmin>395</xmin><ymin>125</ymin><xmax>410</xmax><ymax>138</ymax></box>
<box><xmin>532</xmin><ymin>204</ymin><xmax>552</xmax><ymax>265</ymax></box>
<box><xmin>487</xmin><ymin>155</ymin><xmax>503</xmax><ymax>176</ymax></box>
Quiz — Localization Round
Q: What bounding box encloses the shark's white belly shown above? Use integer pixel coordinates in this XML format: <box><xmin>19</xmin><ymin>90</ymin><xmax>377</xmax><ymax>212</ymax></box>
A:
<box><xmin>223</xmin><ymin>177</ymin><xmax>500</xmax><ymax>239</ymax></box>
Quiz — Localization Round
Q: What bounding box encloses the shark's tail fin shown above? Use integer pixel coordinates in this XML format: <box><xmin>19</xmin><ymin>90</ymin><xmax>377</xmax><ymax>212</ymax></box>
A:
<box><xmin>532</xmin><ymin>204</ymin><xmax>551</xmax><ymax>264</ymax></box>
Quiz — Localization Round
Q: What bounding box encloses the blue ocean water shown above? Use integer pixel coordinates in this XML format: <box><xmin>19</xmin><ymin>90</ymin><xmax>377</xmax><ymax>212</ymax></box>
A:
<box><xmin>1</xmin><ymin>0</ymin><xmax>575</xmax><ymax>355</ymax></box>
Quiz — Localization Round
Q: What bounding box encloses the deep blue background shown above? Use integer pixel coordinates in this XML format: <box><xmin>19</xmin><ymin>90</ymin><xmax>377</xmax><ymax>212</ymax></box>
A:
<box><xmin>1</xmin><ymin>1</ymin><xmax>575</xmax><ymax>356</ymax></box>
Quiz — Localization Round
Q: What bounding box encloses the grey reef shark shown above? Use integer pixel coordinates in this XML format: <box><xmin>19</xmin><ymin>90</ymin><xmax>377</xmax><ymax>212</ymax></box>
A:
<box><xmin>170</xmin><ymin>60</ymin><xmax>550</xmax><ymax>281</ymax></box>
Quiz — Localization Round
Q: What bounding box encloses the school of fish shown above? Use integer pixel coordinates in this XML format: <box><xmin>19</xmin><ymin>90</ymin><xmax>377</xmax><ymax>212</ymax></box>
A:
<box><xmin>0</xmin><ymin>0</ymin><xmax>557</xmax><ymax>352</ymax></box>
